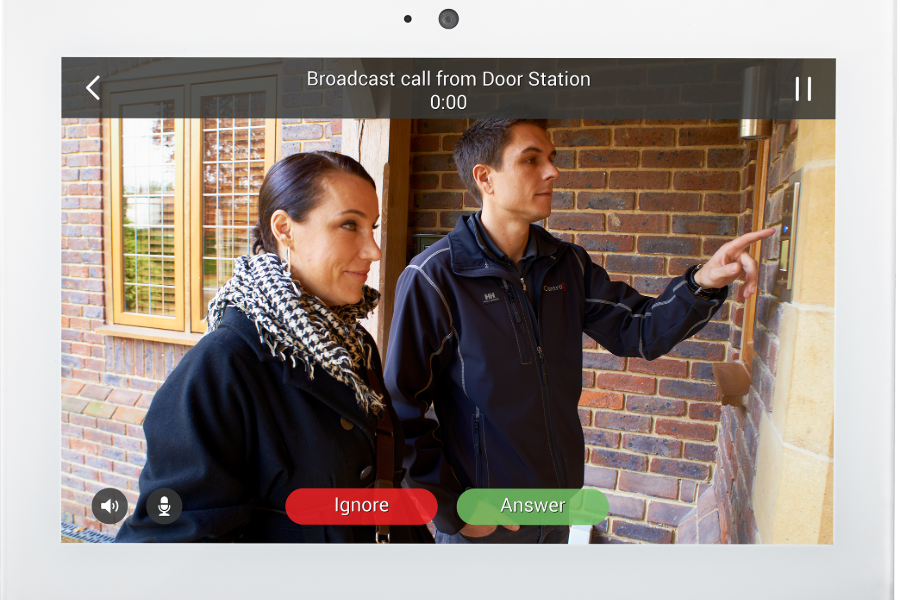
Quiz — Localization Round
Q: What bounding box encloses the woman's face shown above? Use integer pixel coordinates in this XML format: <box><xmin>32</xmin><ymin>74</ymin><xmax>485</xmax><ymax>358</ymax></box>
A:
<box><xmin>276</xmin><ymin>173</ymin><xmax>382</xmax><ymax>307</ymax></box>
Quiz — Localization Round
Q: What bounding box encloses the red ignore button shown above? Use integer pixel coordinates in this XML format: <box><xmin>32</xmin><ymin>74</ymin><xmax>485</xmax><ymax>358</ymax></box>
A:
<box><xmin>286</xmin><ymin>488</ymin><xmax>438</xmax><ymax>525</ymax></box>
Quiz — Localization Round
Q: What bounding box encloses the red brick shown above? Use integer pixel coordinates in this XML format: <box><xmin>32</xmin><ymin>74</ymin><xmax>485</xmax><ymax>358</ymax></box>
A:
<box><xmin>688</xmin><ymin>402</ymin><xmax>722</xmax><ymax>421</ymax></box>
<box><xmin>659</xmin><ymin>379</ymin><xmax>717</xmax><ymax>402</ymax></box>
<box><xmin>583</xmin><ymin>465</ymin><xmax>617</xmax><ymax>489</ymax></box>
<box><xmin>581</xmin><ymin>370</ymin><xmax>594</xmax><ymax>387</ymax></box>
<box><xmin>605</xmin><ymin>493</ymin><xmax>645</xmax><ymax>519</ymax></box>
<box><xmin>672</xmin><ymin>215</ymin><xmax>736</xmax><ymax>236</ymax></box>
<box><xmin>112</xmin><ymin>406</ymin><xmax>147</xmax><ymax>425</ymax></box>
<box><xmin>441</xmin><ymin>135</ymin><xmax>461</xmax><ymax>152</ymax></box>
<box><xmin>680</xmin><ymin>480</ymin><xmax>697</xmax><ymax>503</ymax></box>
<box><xmin>707</xmin><ymin>148</ymin><xmax>746</xmax><ymax>168</ymax></box>
<box><xmin>627</xmin><ymin>357</ymin><xmax>687</xmax><ymax>377</ymax></box>
<box><xmin>579</xmin><ymin>390</ymin><xmax>624</xmax><ymax>409</ymax></box>
<box><xmin>552</xmin><ymin>191</ymin><xmax>575</xmax><ymax>209</ymax></box>
<box><xmin>637</xmin><ymin>236</ymin><xmax>698</xmax><ymax>256</ymax></box>
<box><xmin>632</xmin><ymin>276</ymin><xmax>671</xmax><ymax>295</ymax></box>
<box><xmin>698</xmin><ymin>511</ymin><xmax>721</xmax><ymax>544</ymax></box>
<box><xmin>556</xmin><ymin>171</ymin><xmax>607</xmax><ymax>189</ymax></box>
<box><xmin>412</xmin><ymin>154</ymin><xmax>455</xmax><ymax>172</ymax></box>
<box><xmin>582</xmin><ymin>352</ymin><xmax>626</xmax><ymax>371</ymax></box>
<box><xmin>590</xmin><ymin>448</ymin><xmax>647</xmax><ymax>472</ymax></box>
<box><xmin>441</xmin><ymin>173</ymin><xmax>465</xmax><ymax>190</ymax></box>
<box><xmin>83</xmin><ymin>428</ymin><xmax>112</xmax><ymax>445</ymax></box>
<box><xmin>583</xmin><ymin>428</ymin><xmax>621</xmax><ymax>448</ymax></box>
<box><xmin>703</xmin><ymin>192</ymin><xmax>743</xmax><ymax>214</ymax></box>
<box><xmin>79</xmin><ymin>385</ymin><xmax>112</xmax><ymax>400</ymax></box>
<box><xmin>625</xmin><ymin>395</ymin><xmax>686</xmax><ymax>416</ymax></box>
<box><xmin>619</xmin><ymin>471</ymin><xmax>679</xmax><ymax>499</ymax></box>
<box><xmin>702</xmin><ymin>237</ymin><xmax>730</xmax><ymax>257</ymax></box>
<box><xmin>579</xmin><ymin>408</ymin><xmax>591</xmax><ymax>426</ymax></box>
<box><xmin>656</xmin><ymin>419</ymin><xmax>716</xmax><ymax>442</ymax></box>
<box><xmin>548</xmin><ymin>212</ymin><xmax>605</xmax><ymax>231</ymax></box>
<box><xmin>673</xmin><ymin>171</ymin><xmax>739</xmax><ymax>191</ymax></box>
<box><xmin>614</xmin><ymin>128</ymin><xmax>675</xmax><ymax>147</ymax></box>
<box><xmin>553</xmin><ymin>128</ymin><xmax>610</xmax><ymax>147</ymax></box>
<box><xmin>61</xmin><ymin>378</ymin><xmax>86</xmax><ymax>396</ymax></box>
<box><xmin>608</xmin><ymin>171</ymin><xmax>668</xmax><ymax>190</ymax></box>
<box><xmin>622</xmin><ymin>433</ymin><xmax>681</xmax><ymax>458</ymax></box>
<box><xmin>604</xmin><ymin>255</ymin><xmax>665</xmax><ymax>275</ymax></box>
<box><xmin>577</xmin><ymin>191</ymin><xmax>634</xmax><ymax>210</ymax></box>
<box><xmin>678</xmin><ymin>127</ymin><xmax>740</xmax><ymax>146</ymax></box>
<box><xmin>575</xmin><ymin>233</ymin><xmax>634</xmax><ymax>253</ymax></box>
<box><xmin>641</xmin><ymin>150</ymin><xmax>703</xmax><ymax>168</ymax></box>
<box><xmin>612</xmin><ymin>520</ymin><xmax>673</xmax><ymax>544</ymax></box>
<box><xmin>409</xmin><ymin>173</ymin><xmax>439</xmax><ymax>190</ymax></box>
<box><xmin>439</xmin><ymin>211</ymin><xmax>473</xmax><ymax>228</ymax></box>
<box><xmin>136</xmin><ymin>393</ymin><xmax>154</xmax><ymax>409</ymax></box>
<box><xmin>648</xmin><ymin>501</ymin><xmax>695</xmax><ymax>527</ymax></box>
<box><xmin>650</xmin><ymin>457</ymin><xmax>710</xmax><ymax>480</ymax></box>
<box><xmin>70</xmin><ymin>439</ymin><xmax>99</xmax><ymax>455</ymax></box>
<box><xmin>684</xmin><ymin>442</ymin><xmax>717</xmax><ymax>462</ymax></box>
<box><xmin>596</xmin><ymin>373</ymin><xmax>655</xmax><ymax>394</ymax></box>
<box><xmin>579</xmin><ymin>150</ymin><xmax>638</xmax><ymax>168</ymax></box>
<box><xmin>606</xmin><ymin>213</ymin><xmax>667</xmax><ymax>233</ymax></box>
<box><xmin>594</xmin><ymin>411</ymin><xmax>651</xmax><ymax>433</ymax></box>
<box><xmin>409</xmin><ymin>212</ymin><xmax>437</xmax><ymax>228</ymax></box>
<box><xmin>410</xmin><ymin>135</ymin><xmax>440</xmax><ymax>152</ymax></box>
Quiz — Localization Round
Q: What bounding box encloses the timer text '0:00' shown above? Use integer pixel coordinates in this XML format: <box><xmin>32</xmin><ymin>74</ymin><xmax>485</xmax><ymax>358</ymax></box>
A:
<box><xmin>431</xmin><ymin>95</ymin><xmax>467</xmax><ymax>110</ymax></box>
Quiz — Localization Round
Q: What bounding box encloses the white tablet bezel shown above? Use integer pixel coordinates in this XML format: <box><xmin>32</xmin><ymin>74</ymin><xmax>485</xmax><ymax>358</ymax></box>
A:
<box><xmin>0</xmin><ymin>0</ymin><xmax>893</xmax><ymax>597</ymax></box>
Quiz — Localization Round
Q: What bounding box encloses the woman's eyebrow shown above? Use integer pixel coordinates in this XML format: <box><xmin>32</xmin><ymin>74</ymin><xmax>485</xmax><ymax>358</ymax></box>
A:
<box><xmin>336</xmin><ymin>209</ymin><xmax>369</xmax><ymax>218</ymax></box>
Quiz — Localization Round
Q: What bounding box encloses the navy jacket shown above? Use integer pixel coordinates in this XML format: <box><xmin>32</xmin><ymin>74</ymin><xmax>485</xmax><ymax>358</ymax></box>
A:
<box><xmin>384</xmin><ymin>215</ymin><xmax>726</xmax><ymax>534</ymax></box>
<box><xmin>116</xmin><ymin>306</ymin><xmax>432</xmax><ymax>543</ymax></box>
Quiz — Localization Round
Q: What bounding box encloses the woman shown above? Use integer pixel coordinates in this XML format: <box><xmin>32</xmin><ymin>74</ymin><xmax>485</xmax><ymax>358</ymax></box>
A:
<box><xmin>116</xmin><ymin>152</ymin><xmax>433</xmax><ymax>543</ymax></box>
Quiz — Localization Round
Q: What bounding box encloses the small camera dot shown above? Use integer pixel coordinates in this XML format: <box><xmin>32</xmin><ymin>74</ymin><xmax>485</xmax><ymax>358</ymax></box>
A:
<box><xmin>404</xmin><ymin>15</ymin><xmax>411</xmax><ymax>23</ymax></box>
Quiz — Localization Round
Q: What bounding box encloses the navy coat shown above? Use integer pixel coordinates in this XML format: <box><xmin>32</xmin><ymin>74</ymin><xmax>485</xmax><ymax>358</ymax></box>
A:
<box><xmin>116</xmin><ymin>306</ymin><xmax>433</xmax><ymax>543</ymax></box>
<box><xmin>384</xmin><ymin>215</ymin><xmax>727</xmax><ymax>534</ymax></box>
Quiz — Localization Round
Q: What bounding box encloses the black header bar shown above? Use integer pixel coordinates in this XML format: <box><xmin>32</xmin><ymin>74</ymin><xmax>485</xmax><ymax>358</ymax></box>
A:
<box><xmin>63</xmin><ymin>58</ymin><xmax>835</xmax><ymax>120</ymax></box>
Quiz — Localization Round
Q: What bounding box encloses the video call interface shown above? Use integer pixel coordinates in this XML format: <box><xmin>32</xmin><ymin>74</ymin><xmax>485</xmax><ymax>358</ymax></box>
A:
<box><xmin>59</xmin><ymin>57</ymin><xmax>836</xmax><ymax>546</ymax></box>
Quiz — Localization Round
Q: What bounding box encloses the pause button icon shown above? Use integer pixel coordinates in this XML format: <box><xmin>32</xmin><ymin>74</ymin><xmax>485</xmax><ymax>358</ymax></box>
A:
<box><xmin>795</xmin><ymin>76</ymin><xmax>811</xmax><ymax>101</ymax></box>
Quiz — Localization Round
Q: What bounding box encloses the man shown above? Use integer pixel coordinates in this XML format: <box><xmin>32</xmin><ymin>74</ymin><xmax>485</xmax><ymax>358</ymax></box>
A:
<box><xmin>383</xmin><ymin>117</ymin><xmax>774</xmax><ymax>544</ymax></box>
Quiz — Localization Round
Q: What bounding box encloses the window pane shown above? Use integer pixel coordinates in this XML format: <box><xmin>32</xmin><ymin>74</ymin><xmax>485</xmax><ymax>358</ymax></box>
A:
<box><xmin>198</xmin><ymin>92</ymin><xmax>267</xmax><ymax>321</ymax></box>
<box><xmin>120</xmin><ymin>100</ymin><xmax>178</xmax><ymax>317</ymax></box>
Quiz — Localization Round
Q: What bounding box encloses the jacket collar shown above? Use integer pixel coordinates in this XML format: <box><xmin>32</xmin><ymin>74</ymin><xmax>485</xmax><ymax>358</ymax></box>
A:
<box><xmin>447</xmin><ymin>212</ymin><xmax>563</xmax><ymax>275</ymax></box>
<box><xmin>218</xmin><ymin>306</ymin><xmax>376</xmax><ymax>436</ymax></box>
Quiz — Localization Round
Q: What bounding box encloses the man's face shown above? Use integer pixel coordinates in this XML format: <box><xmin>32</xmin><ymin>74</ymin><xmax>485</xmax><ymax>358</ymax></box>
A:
<box><xmin>482</xmin><ymin>123</ymin><xmax>559</xmax><ymax>223</ymax></box>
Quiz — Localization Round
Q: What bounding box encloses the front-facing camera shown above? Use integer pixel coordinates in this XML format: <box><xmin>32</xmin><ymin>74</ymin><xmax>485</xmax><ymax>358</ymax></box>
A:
<box><xmin>439</xmin><ymin>9</ymin><xmax>459</xmax><ymax>29</ymax></box>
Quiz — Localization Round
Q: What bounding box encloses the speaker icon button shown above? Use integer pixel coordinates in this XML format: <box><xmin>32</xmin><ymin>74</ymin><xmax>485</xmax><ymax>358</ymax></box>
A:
<box><xmin>146</xmin><ymin>488</ymin><xmax>183</xmax><ymax>525</ymax></box>
<box><xmin>91</xmin><ymin>488</ymin><xmax>129</xmax><ymax>525</ymax></box>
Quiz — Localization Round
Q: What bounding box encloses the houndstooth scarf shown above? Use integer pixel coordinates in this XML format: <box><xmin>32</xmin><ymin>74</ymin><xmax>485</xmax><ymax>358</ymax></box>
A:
<box><xmin>205</xmin><ymin>253</ymin><xmax>384</xmax><ymax>414</ymax></box>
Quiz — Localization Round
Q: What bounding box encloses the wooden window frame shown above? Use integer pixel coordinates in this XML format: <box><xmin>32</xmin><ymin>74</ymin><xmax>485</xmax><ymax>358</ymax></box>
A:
<box><xmin>108</xmin><ymin>87</ymin><xmax>186</xmax><ymax>332</ymax></box>
<box><xmin>100</xmin><ymin>64</ymin><xmax>284</xmax><ymax>344</ymax></box>
<box><xmin>189</xmin><ymin>78</ymin><xmax>277</xmax><ymax>333</ymax></box>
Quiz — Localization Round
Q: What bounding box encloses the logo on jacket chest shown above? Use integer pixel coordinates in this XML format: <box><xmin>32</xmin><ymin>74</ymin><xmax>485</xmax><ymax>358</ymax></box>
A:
<box><xmin>543</xmin><ymin>282</ymin><xmax>566</xmax><ymax>292</ymax></box>
<box><xmin>483</xmin><ymin>291</ymin><xmax>500</xmax><ymax>305</ymax></box>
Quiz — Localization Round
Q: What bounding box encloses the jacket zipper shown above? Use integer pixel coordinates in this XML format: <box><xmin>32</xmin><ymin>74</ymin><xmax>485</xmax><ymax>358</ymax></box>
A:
<box><xmin>474</xmin><ymin>406</ymin><xmax>483</xmax><ymax>487</ymax></box>
<box><xmin>521</xmin><ymin>259</ymin><xmax>566</xmax><ymax>489</ymax></box>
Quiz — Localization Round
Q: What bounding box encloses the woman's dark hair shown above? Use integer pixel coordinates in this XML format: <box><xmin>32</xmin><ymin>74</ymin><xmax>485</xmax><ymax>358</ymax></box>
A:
<box><xmin>251</xmin><ymin>151</ymin><xmax>376</xmax><ymax>255</ymax></box>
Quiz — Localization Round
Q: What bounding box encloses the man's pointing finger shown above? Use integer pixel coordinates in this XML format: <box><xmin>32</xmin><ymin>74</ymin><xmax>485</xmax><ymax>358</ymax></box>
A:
<box><xmin>728</xmin><ymin>227</ymin><xmax>777</xmax><ymax>252</ymax></box>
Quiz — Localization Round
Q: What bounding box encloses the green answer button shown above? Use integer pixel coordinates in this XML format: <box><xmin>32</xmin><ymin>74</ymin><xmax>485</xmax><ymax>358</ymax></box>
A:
<box><xmin>457</xmin><ymin>489</ymin><xmax>609</xmax><ymax>526</ymax></box>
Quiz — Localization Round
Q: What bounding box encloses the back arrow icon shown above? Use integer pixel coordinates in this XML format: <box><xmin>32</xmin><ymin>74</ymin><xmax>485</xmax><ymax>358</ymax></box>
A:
<box><xmin>86</xmin><ymin>76</ymin><xmax>100</xmax><ymax>100</ymax></box>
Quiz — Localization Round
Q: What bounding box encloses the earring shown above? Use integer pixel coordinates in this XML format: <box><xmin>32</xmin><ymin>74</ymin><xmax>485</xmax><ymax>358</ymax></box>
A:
<box><xmin>283</xmin><ymin>245</ymin><xmax>292</xmax><ymax>277</ymax></box>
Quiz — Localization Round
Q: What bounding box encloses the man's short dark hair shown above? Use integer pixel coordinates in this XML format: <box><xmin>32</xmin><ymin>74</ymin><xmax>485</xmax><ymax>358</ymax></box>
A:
<box><xmin>453</xmin><ymin>117</ymin><xmax>548</xmax><ymax>204</ymax></box>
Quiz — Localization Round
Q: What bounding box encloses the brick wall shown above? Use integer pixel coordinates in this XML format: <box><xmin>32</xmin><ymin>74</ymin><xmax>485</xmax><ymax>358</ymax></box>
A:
<box><xmin>715</xmin><ymin>120</ymin><xmax>796</xmax><ymax>544</ymax></box>
<box><xmin>408</xmin><ymin>118</ymin><xmax>761</xmax><ymax>543</ymax></box>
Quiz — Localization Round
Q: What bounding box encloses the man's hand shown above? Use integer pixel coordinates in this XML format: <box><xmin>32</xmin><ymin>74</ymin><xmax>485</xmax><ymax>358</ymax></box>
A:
<box><xmin>694</xmin><ymin>228</ymin><xmax>777</xmax><ymax>300</ymax></box>
<box><xmin>459</xmin><ymin>523</ymin><xmax>520</xmax><ymax>538</ymax></box>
